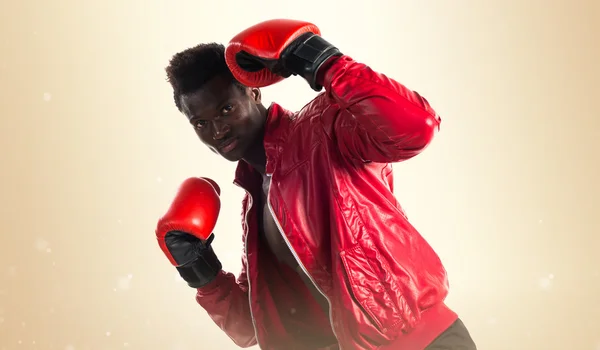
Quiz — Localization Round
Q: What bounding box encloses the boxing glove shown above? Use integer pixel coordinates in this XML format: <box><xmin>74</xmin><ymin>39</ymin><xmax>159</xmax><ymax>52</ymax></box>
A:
<box><xmin>225</xmin><ymin>19</ymin><xmax>342</xmax><ymax>91</ymax></box>
<box><xmin>155</xmin><ymin>177</ymin><xmax>222</xmax><ymax>288</ymax></box>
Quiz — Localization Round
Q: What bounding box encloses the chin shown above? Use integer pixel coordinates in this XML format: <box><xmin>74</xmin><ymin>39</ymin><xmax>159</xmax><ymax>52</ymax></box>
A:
<box><xmin>222</xmin><ymin>155</ymin><xmax>243</xmax><ymax>162</ymax></box>
<box><xmin>219</xmin><ymin>149</ymin><xmax>245</xmax><ymax>162</ymax></box>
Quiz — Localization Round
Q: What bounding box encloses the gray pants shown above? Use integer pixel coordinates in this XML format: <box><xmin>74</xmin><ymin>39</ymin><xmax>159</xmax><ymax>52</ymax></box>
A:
<box><xmin>425</xmin><ymin>318</ymin><xmax>477</xmax><ymax>350</ymax></box>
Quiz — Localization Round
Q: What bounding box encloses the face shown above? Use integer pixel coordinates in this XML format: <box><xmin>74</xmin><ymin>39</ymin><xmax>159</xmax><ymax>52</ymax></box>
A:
<box><xmin>179</xmin><ymin>74</ymin><xmax>265</xmax><ymax>162</ymax></box>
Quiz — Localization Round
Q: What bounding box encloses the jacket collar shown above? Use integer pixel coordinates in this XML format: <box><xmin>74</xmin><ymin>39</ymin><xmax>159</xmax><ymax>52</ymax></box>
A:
<box><xmin>233</xmin><ymin>102</ymin><xmax>294</xmax><ymax>191</ymax></box>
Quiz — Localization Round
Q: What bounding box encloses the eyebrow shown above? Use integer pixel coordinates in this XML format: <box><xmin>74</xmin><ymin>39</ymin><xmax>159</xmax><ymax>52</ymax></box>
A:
<box><xmin>189</xmin><ymin>96</ymin><xmax>231</xmax><ymax>122</ymax></box>
<box><xmin>213</xmin><ymin>96</ymin><xmax>231</xmax><ymax>111</ymax></box>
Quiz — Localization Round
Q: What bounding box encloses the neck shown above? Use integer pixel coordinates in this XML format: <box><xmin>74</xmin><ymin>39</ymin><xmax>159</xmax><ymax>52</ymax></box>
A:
<box><xmin>242</xmin><ymin>141</ymin><xmax>267</xmax><ymax>175</ymax></box>
<box><xmin>242</xmin><ymin>105</ymin><xmax>269</xmax><ymax>174</ymax></box>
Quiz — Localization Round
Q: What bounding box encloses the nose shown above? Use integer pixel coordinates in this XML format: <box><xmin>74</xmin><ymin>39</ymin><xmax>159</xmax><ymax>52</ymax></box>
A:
<box><xmin>212</xmin><ymin>121</ymin><xmax>231</xmax><ymax>140</ymax></box>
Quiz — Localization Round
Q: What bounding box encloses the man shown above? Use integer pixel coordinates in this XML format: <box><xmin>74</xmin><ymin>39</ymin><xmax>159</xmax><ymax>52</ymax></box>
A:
<box><xmin>156</xmin><ymin>19</ymin><xmax>477</xmax><ymax>350</ymax></box>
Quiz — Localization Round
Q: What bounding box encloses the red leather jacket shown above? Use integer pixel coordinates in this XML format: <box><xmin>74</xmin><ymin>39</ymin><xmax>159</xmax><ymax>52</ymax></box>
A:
<box><xmin>194</xmin><ymin>55</ymin><xmax>458</xmax><ymax>350</ymax></box>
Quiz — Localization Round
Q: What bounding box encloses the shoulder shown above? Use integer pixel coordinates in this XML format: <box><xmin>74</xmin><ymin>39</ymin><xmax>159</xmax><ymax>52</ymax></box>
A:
<box><xmin>283</xmin><ymin>92</ymin><xmax>338</xmax><ymax>133</ymax></box>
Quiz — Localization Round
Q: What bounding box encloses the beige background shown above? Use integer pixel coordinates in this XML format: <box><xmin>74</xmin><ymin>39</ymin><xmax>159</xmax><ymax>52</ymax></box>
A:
<box><xmin>1</xmin><ymin>0</ymin><xmax>599</xmax><ymax>349</ymax></box>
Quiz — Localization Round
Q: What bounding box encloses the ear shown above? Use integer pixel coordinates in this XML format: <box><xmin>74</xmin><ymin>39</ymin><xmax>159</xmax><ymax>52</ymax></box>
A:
<box><xmin>250</xmin><ymin>87</ymin><xmax>261</xmax><ymax>103</ymax></box>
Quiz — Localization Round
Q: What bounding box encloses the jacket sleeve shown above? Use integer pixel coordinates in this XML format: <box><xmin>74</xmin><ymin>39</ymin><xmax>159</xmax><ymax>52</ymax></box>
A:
<box><xmin>194</xmin><ymin>249</ymin><xmax>257</xmax><ymax>348</ymax></box>
<box><xmin>318</xmin><ymin>55</ymin><xmax>442</xmax><ymax>164</ymax></box>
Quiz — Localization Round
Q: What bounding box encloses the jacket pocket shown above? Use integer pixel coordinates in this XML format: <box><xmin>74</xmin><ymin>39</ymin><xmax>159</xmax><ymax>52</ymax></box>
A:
<box><xmin>340</xmin><ymin>244</ymin><xmax>405</xmax><ymax>334</ymax></box>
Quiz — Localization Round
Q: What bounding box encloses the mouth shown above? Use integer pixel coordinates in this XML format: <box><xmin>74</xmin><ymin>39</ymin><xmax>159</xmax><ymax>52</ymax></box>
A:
<box><xmin>218</xmin><ymin>138</ymin><xmax>239</xmax><ymax>154</ymax></box>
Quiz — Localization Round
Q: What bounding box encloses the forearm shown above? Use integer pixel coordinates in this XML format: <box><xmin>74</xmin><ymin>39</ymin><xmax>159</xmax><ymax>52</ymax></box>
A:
<box><xmin>195</xmin><ymin>270</ymin><xmax>257</xmax><ymax>348</ymax></box>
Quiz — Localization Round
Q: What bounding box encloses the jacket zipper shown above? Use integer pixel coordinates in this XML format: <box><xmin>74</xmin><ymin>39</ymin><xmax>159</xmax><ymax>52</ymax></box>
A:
<box><xmin>234</xmin><ymin>182</ymin><xmax>262</xmax><ymax>349</ymax></box>
<box><xmin>265</xmin><ymin>174</ymin><xmax>342</xmax><ymax>348</ymax></box>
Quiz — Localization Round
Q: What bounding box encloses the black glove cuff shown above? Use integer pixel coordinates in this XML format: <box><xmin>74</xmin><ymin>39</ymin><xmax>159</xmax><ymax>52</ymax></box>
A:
<box><xmin>176</xmin><ymin>243</ymin><xmax>222</xmax><ymax>288</ymax></box>
<box><xmin>283</xmin><ymin>32</ymin><xmax>342</xmax><ymax>91</ymax></box>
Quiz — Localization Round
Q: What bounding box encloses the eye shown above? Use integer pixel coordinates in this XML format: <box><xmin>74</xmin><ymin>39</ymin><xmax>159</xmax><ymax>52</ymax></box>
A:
<box><xmin>194</xmin><ymin>120</ymin><xmax>207</xmax><ymax>129</ymax></box>
<box><xmin>222</xmin><ymin>104</ymin><xmax>233</xmax><ymax>114</ymax></box>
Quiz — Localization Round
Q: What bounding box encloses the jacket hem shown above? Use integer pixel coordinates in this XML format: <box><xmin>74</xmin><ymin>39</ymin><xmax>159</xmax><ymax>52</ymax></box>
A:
<box><xmin>379</xmin><ymin>302</ymin><xmax>458</xmax><ymax>350</ymax></box>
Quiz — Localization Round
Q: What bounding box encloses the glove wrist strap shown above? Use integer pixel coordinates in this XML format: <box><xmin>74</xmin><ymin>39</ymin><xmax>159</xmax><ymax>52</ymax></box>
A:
<box><xmin>176</xmin><ymin>243</ymin><xmax>222</xmax><ymax>289</ymax></box>
<box><xmin>284</xmin><ymin>33</ymin><xmax>342</xmax><ymax>91</ymax></box>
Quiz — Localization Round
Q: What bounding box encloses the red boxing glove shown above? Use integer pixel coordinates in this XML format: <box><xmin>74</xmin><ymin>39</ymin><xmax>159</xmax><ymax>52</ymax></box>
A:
<box><xmin>155</xmin><ymin>177</ymin><xmax>222</xmax><ymax>287</ymax></box>
<box><xmin>225</xmin><ymin>19</ymin><xmax>342</xmax><ymax>91</ymax></box>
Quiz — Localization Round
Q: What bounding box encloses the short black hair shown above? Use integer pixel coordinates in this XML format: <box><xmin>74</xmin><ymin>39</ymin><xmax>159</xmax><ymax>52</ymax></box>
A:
<box><xmin>165</xmin><ymin>42</ymin><xmax>245</xmax><ymax>111</ymax></box>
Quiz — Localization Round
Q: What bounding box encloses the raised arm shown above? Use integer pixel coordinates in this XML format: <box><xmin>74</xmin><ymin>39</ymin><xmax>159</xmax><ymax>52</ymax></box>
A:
<box><xmin>224</xmin><ymin>18</ymin><xmax>441</xmax><ymax>164</ymax></box>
